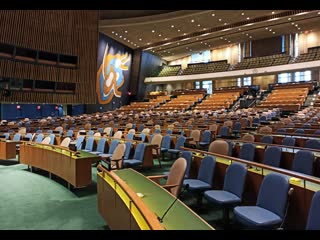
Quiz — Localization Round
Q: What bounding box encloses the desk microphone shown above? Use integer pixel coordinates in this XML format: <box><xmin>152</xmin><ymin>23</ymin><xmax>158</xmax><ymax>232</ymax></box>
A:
<box><xmin>157</xmin><ymin>184</ymin><xmax>189</xmax><ymax>223</ymax></box>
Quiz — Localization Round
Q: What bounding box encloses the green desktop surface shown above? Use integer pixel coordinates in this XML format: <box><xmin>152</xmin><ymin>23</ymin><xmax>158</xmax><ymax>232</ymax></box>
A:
<box><xmin>115</xmin><ymin>168</ymin><xmax>213</xmax><ymax>230</ymax></box>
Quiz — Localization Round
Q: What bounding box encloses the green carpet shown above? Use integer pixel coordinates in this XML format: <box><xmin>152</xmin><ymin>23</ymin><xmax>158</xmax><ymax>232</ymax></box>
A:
<box><xmin>0</xmin><ymin>157</ymin><xmax>229</xmax><ymax>230</ymax></box>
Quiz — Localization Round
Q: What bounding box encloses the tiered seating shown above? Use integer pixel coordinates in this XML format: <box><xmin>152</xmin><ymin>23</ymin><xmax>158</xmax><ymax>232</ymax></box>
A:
<box><xmin>293</xmin><ymin>47</ymin><xmax>320</xmax><ymax>63</ymax></box>
<box><xmin>119</xmin><ymin>101</ymin><xmax>159</xmax><ymax>112</ymax></box>
<box><xmin>149</xmin><ymin>95</ymin><xmax>171</xmax><ymax>104</ymax></box>
<box><xmin>157</xmin><ymin>65</ymin><xmax>181</xmax><ymax>77</ymax></box>
<box><xmin>181</xmin><ymin>60</ymin><xmax>229</xmax><ymax>75</ymax></box>
<box><xmin>147</xmin><ymin>91</ymin><xmax>167</xmax><ymax>99</ymax></box>
<box><xmin>157</xmin><ymin>94</ymin><xmax>204</xmax><ymax>112</ymax></box>
<box><xmin>257</xmin><ymin>87</ymin><xmax>309</xmax><ymax>111</ymax></box>
<box><xmin>195</xmin><ymin>91</ymin><xmax>240</xmax><ymax>111</ymax></box>
<box><xmin>233</xmin><ymin>54</ymin><xmax>291</xmax><ymax>70</ymax></box>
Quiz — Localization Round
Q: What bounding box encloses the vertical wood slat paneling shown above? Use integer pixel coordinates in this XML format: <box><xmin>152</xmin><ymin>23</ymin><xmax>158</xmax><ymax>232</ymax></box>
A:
<box><xmin>0</xmin><ymin>10</ymin><xmax>99</xmax><ymax>104</ymax></box>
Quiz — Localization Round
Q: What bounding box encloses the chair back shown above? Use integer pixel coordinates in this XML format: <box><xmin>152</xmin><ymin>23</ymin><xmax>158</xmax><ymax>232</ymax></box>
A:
<box><xmin>292</xmin><ymin>150</ymin><xmax>314</xmax><ymax>175</ymax></box>
<box><xmin>181</xmin><ymin>151</ymin><xmax>193</xmax><ymax>179</ymax></box>
<box><xmin>201</xmin><ymin>130</ymin><xmax>211</xmax><ymax>143</ymax></box>
<box><xmin>306</xmin><ymin>191</ymin><xmax>320</xmax><ymax>230</ymax></box>
<box><xmin>189</xmin><ymin>130</ymin><xmax>201</xmax><ymax>145</ymax></box>
<box><xmin>142</xmin><ymin>128</ymin><xmax>150</xmax><ymax>134</ymax></box>
<box><xmin>103</xmin><ymin>127</ymin><xmax>112</xmax><ymax>136</ymax></box>
<box><xmin>111</xmin><ymin>143</ymin><xmax>126</xmax><ymax>169</ymax></box>
<box><xmin>282</xmin><ymin>137</ymin><xmax>295</xmax><ymax>147</ymax></box>
<box><xmin>208</xmin><ymin>140</ymin><xmax>229</xmax><ymax>156</ymax></box>
<box><xmin>233</xmin><ymin>122</ymin><xmax>242</xmax><ymax>131</ymax></box>
<box><xmin>256</xmin><ymin>173</ymin><xmax>290</xmax><ymax>219</ymax></box>
<box><xmin>60</xmin><ymin>137</ymin><xmax>71</xmax><ymax>147</ymax></box>
<box><xmin>25</xmin><ymin>133</ymin><xmax>33</xmax><ymax>141</ymax></box>
<box><xmin>294</xmin><ymin>129</ymin><xmax>305</xmax><ymax>134</ymax></box>
<box><xmin>66</xmin><ymin>130</ymin><xmax>73</xmax><ymax>137</ymax></box>
<box><xmin>305</xmin><ymin>139</ymin><xmax>320</xmax><ymax>150</ymax></box>
<box><xmin>41</xmin><ymin>136</ymin><xmax>51</xmax><ymax>144</ymax></box>
<box><xmin>84</xmin><ymin>137</ymin><xmax>94</xmax><ymax>151</ymax></box>
<box><xmin>126</xmin><ymin>133</ymin><xmax>134</xmax><ymax>140</ymax></box>
<box><xmin>108</xmin><ymin>140</ymin><xmax>119</xmax><ymax>154</ymax></box>
<box><xmin>219</xmin><ymin>126</ymin><xmax>230</xmax><ymax>137</ymax></box>
<box><xmin>48</xmin><ymin>134</ymin><xmax>55</xmax><ymax>145</ymax></box>
<box><xmin>242</xmin><ymin>134</ymin><xmax>255</xmax><ymax>142</ymax></box>
<box><xmin>223</xmin><ymin>163</ymin><xmax>247</xmax><ymax>199</ymax></box>
<box><xmin>239</xmin><ymin>143</ymin><xmax>255</xmax><ymax>162</ymax></box>
<box><xmin>96</xmin><ymin>138</ymin><xmax>107</xmax><ymax>153</ymax></box>
<box><xmin>166</xmin><ymin>157</ymin><xmax>187</xmax><ymax>197</ymax></box>
<box><xmin>75</xmin><ymin>136</ymin><xmax>85</xmax><ymax>150</ymax></box>
<box><xmin>113</xmin><ymin>131</ymin><xmax>122</xmax><ymax>139</ymax></box>
<box><xmin>161</xmin><ymin>135</ymin><xmax>171</xmax><ymax>149</ymax></box>
<box><xmin>35</xmin><ymin>134</ymin><xmax>44</xmax><ymax>143</ymax></box>
<box><xmin>13</xmin><ymin>133</ymin><xmax>21</xmax><ymax>141</ymax></box>
<box><xmin>261</xmin><ymin>135</ymin><xmax>273</xmax><ymax>144</ymax></box>
<box><xmin>151</xmin><ymin>134</ymin><xmax>162</xmax><ymax>155</ymax></box>
<box><xmin>128</xmin><ymin>129</ymin><xmax>136</xmax><ymax>135</ymax></box>
<box><xmin>3</xmin><ymin>133</ymin><xmax>10</xmax><ymax>140</ymax></box>
<box><xmin>259</xmin><ymin>126</ymin><xmax>272</xmax><ymax>134</ymax></box>
<box><xmin>175</xmin><ymin>136</ymin><xmax>186</xmax><ymax>149</ymax></box>
<box><xmin>197</xmin><ymin>155</ymin><xmax>216</xmax><ymax>186</ymax></box>
<box><xmin>93</xmin><ymin>132</ymin><xmax>101</xmax><ymax>137</ymax></box>
<box><xmin>263</xmin><ymin>146</ymin><xmax>282</xmax><ymax>167</ymax></box>
<box><xmin>133</xmin><ymin>143</ymin><xmax>146</xmax><ymax>161</ymax></box>
<box><xmin>124</xmin><ymin>141</ymin><xmax>132</xmax><ymax>159</ymax></box>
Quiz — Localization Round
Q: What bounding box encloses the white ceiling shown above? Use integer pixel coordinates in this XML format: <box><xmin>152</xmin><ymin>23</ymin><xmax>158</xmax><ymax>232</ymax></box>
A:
<box><xmin>99</xmin><ymin>10</ymin><xmax>320</xmax><ymax>61</ymax></box>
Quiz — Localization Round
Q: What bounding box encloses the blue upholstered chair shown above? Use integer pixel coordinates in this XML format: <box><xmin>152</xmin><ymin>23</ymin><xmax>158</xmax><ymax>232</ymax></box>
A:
<box><xmin>232</xmin><ymin>121</ymin><xmax>242</xmax><ymax>136</ymax></box>
<box><xmin>204</xmin><ymin>163</ymin><xmax>247</xmax><ymax>224</ymax></box>
<box><xmin>306</xmin><ymin>191</ymin><xmax>320</xmax><ymax>230</ymax></box>
<box><xmin>276</xmin><ymin>128</ymin><xmax>286</xmax><ymax>133</ymax></box>
<box><xmin>314</xmin><ymin>129</ymin><xmax>320</xmax><ymax>135</ymax></box>
<box><xmin>252</xmin><ymin>117</ymin><xmax>260</xmax><ymax>127</ymax></box>
<box><xmin>35</xmin><ymin>134</ymin><xmax>44</xmax><ymax>143</ymax></box>
<box><xmin>183</xmin><ymin>155</ymin><xmax>216</xmax><ymax>205</ymax></box>
<box><xmin>292</xmin><ymin>150</ymin><xmax>314</xmax><ymax>175</ymax></box>
<box><xmin>305</xmin><ymin>139</ymin><xmax>320</xmax><ymax>150</ymax></box>
<box><xmin>75</xmin><ymin>136</ymin><xmax>85</xmax><ymax>150</ymax></box>
<box><xmin>234</xmin><ymin>173</ymin><xmax>291</xmax><ymax>229</ymax></box>
<box><xmin>168</xmin><ymin>136</ymin><xmax>186</xmax><ymax>160</ymax></box>
<box><xmin>160</xmin><ymin>135</ymin><xmax>171</xmax><ymax>160</ymax></box>
<box><xmin>261</xmin><ymin>135</ymin><xmax>273</xmax><ymax>144</ymax></box>
<box><xmin>123</xmin><ymin>143</ymin><xmax>146</xmax><ymax>168</ymax></box>
<box><xmin>87</xmin><ymin>130</ymin><xmax>94</xmax><ymax>136</ymax></box>
<box><xmin>99</xmin><ymin>139</ymin><xmax>119</xmax><ymax>158</ymax></box>
<box><xmin>295</xmin><ymin>129</ymin><xmax>305</xmax><ymax>134</ymax></box>
<box><xmin>198</xmin><ymin>130</ymin><xmax>211</xmax><ymax>149</ymax></box>
<box><xmin>66</xmin><ymin>130</ymin><xmax>73</xmax><ymax>138</ymax></box>
<box><xmin>239</xmin><ymin>143</ymin><xmax>255</xmax><ymax>162</ymax></box>
<box><xmin>164</xmin><ymin>151</ymin><xmax>193</xmax><ymax>179</ymax></box>
<box><xmin>138</xmin><ymin>124</ymin><xmax>145</xmax><ymax>132</ymax></box>
<box><xmin>139</xmin><ymin>133</ymin><xmax>146</xmax><ymax>142</ymax></box>
<box><xmin>3</xmin><ymin>133</ymin><xmax>10</xmax><ymax>140</ymax></box>
<box><xmin>263</xmin><ymin>146</ymin><xmax>282</xmax><ymax>168</ymax></box>
<box><xmin>35</xmin><ymin>129</ymin><xmax>42</xmax><ymax>133</ymax></box>
<box><xmin>46</xmin><ymin>130</ymin><xmax>53</xmax><ymax>134</ymax></box>
<box><xmin>48</xmin><ymin>134</ymin><xmax>55</xmax><ymax>145</ymax></box>
<box><xmin>82</xmin><ymin>137</ymin><xmax>95</xmax><ymax>152</ymax></box>
<box><xmin>90</xmin><ymin>137</ymin><xmax>106</xmax><ymax>155</ymax></box>
<box><xmin>124</xmin><ymin>141</ymin><xmax>133</xmax><ymax>160</ymax></box>
<box><xmin>155</xmin><ymin>128</ymin><xmax>161</xmax><ymax>134</ymax></box>
<box><xmin>282</xmin><ymin>137</ymin><xmax>295</xmax><ymax>147</ymax></box>
<box><xmin>166</xmin><ymin>129</ymin><xmax>173</xmax><ymax>135</ymax></box>
<box><xmin>219</xmin><ymin>126</ymin><xmax>230</xmax><ymax>137</ymax></box>
<box><xmin>126</xmin><ymin>133</ymin><xmax>134</xmax><ymax>140</ymax></box>
<box><xmin>25</xmin><ymin>133</ymin><xmax>33</xmax><ymax>141</ymax></box>
<box><xmin>13</xmin><ymin>133</ymin><xmax>21</xmax><ymax>141</ymax></box>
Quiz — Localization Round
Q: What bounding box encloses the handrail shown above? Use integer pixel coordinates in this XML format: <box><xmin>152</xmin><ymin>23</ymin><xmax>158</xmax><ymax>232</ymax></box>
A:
<box><xmin>181</xmin><ymin>146</ymin><xmax>320</xmax><ymax>186</ymax></box>
<box><xmin>97</xmin><ymin>165</ymin><xmax>164</xmax><ymax>230</ymax></box>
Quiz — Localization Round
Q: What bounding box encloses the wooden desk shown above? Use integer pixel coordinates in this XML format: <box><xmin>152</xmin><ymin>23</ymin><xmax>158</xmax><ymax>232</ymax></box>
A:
<box><xmin>0</xmin><ymin>140</ymin><xmax>19</xmax><ymax>160</ymax></box>
<box><xmin>97</xmin><ymin>167</ymin><xmax>214</xmax><ymax>230</ymax></box>
<box><xmin>20</xmin><ymin>143</ymin><xmax>100</xmax><ymax>188</ymax></box>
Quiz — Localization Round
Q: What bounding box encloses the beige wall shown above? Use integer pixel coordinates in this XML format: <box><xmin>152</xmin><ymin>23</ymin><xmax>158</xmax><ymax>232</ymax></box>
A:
<box><xmin>211</xmin><ymin>44</ymin><xmax>239</xmax><ymax>65</ymax></box>
<box><xmin>298</xmin><ymin>30</ymin><xmax>320</xmax><ymax>54</ymax></box>
<box><xmin>214</xmin><ymin>78</ymin><xmax>237</xmax><ymax>88</ymax></box>
<box><xmin>253</xmin><ymin>75</ymin><xmax>276</xmax><ymax>90</ymax></box>
<box><xmin>169</xmin><ymin>55</ymin><xmax>191</xmax><ymax>69</ymax></box>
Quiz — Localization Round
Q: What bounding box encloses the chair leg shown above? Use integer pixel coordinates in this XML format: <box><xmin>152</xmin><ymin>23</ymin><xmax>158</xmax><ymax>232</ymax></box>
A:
<box><xmin>158</xmin><ymin>154</ymin><xmax>162</xmax><ymax>168</ymax></box>
<box><xmin>222</xmin><ymin>207</ymin><xmax>230</xmax><ymax>226</ymax></box>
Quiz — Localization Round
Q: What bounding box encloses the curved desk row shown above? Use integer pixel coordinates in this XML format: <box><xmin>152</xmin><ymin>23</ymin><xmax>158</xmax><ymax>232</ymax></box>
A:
<box><xmin>97</xmin><ymin>166</ymin><xmax>214</xmax><ymax>230</ymax></box>
<box><xmin>19</xmin><ymin>142</ymin><xmax>100</xmax><ymax>188</ymax></box>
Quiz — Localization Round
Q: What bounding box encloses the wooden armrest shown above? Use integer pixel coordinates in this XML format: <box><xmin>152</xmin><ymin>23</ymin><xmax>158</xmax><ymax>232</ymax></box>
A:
<box><xmin>162</xmin><ymin>184</ymin><xmax>179</xmax><ymax>191</ymax></box>
<box><xmin>110</xmin><ymin>158</ymin><xmax>122</xmax><ymax>162</ymax></box>
<box><xmin>147</xmin><ymin>175</ymin><xmax>167</xmax><ymax>180</ymax></box>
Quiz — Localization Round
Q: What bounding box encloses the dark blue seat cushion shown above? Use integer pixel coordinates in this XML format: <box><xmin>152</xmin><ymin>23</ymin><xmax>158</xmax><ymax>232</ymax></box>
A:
<box><xmin>234</xmin><ymin>206</ymin><xmax>282</xmax><ymax>228</ymax></box>
<box><xmin>123</xmin><ymin>159</ymin><xmax>142</xmax><ymax>167</ymax></box>
<box><xmin>99</xmin><ymin>153</ymin><xmax>112</xmax><ymax>158</ymax></box>
<box><xmin>168</xmin><ymin>149</ymin><xmax>180</xmax><ymax>154</ymax></box>
<box><xmin>204</xmin><ymin>190</ymin><xmax>241</xmax><ymax>205</ymax></box>
<box><xmin>183</xmin><ymin>179</ymin><xmax>211</xmax><ymax>191</ymax></box>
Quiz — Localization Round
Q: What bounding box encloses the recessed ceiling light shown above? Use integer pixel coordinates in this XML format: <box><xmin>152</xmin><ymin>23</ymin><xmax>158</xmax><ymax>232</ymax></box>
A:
<box><xmin>318</xmin><ymin>12</ymin><xmax>320</xmax><ymax>14</ymax></box>
<box><xmin>273</xmin><ymin>32</ymin><xmax>275</xmax><ymax>34</ymax></box>
<box><xmin>191</xmin><ymin>19</ymin><xmax>194</xmax><ymax>22</ymax></box>
<box><xmin>246</xmin><ymin>17</ymin><xmax>250</xmax><ymax>20</ymax></box>
<box><xmin>115</xmin><ymin>33</ymin><xmax>118</xmax><ymax>35</ymax></box>
<box><xmin>298</xmin><ymin>28</ymin><xmax>301</xmax><ymax>30</ymax></box>
<box><xmin>196</xmin><ymin>38</ymin><xmax>199</xmax><ymax>40</ymax></box>
<box><xmin>164</xmin><ymin>38</ymin><xmax>168</xmax><ymax>40</ymax></box>
<box><xmin>228</xmin><ymin>40</ymin><xmax>231</xmax><ymax>43</ymax></box>
<box><xmin>134</xmin><ymin>44</ymin><xmax>136</xmax><ymax>46</ymax></box>
<box><xmin>123</xmin><ymin>38</ymin><xmax>126</xmax><ymax>40</ymax></box>
<box><xmin>131</xmin><ymin>42</ymin><xmax>133</xmax><ymax>44</ymax></box>
<box><xmin>112</xmin><ymin>31</ymin><xmax>115</xmax><ymax>34</ymax></box>
<box><xmin>265</xmin><ymin>27</ymin><xmax>268</xmax><ymax>30</ymax></box>
<box><xmin>183</xmin><ymin>33</ymin><xmax>187</xmax><ymax>35</ymax></box>
<box><xmin>246</xmin><ymin>33</ymin><xmax>249</xmax><ymax>36</ymax></box>
<box><xmin>272</xmin><ymin>11</ymin><xmax>275</xmax><ymax>14</ymax></box>
<box><xmin>127</xmin><ymin>40</ymin><xmax>130</xmax><ymax>42</ymax></box>
<box><xmin>197</xmin><ymin>24</ymin><xmax>201</xmax><ymax>27</ymax></box>
<box><xmin>177</xmin><ymin>29</ymin><xmax>181</xmax><ymax>32</ymax></box>
<box><xmin>224</xmin><ymin>38</ymin><xmax>227</xmax><ymax>40</ymax></box>
<box><xmin>201</xmin><ymin>41</ymin><xmax>203</xmax><ymax>44</ymax></box>
<box><xmin>177</xmin><ymin>43</ymin><xmax>180</xmax><ymax>45</ymax></box>
<box><xmin>147</xmin><ymin>43</ymin><xmax>150</xmax><ymax>45</ymax></box>
<box><xmin>159</xmin><ymin>34</ymin><xmax>162</xmax><ymax>37</ymax></box>
<box><xmin>220</xmin><ymin>37</ymin><xmax>223</xmax><ymax>39</ymax></box>
<box><xmin>218</xmin><ymin>18</ymin><xmax>222</xmax><ymax>21</ymax></box>
<box><xmin>204</xmin><ymin>43</ymin><xmax>207</xmax><ymax>45</ymax></box>
<box><xmin>269</xmin><ymin>29</ymin><xmax>272</xmax><ymax>31</ymax></box>
<box><xmin>124</xmin><ymin>30</ymin><xmax>128</xmax><ymax>33</ymax></box>
<box><xmin>208</xmin><ymin>45</ymin><xmax>211</xmax><ymax>47</ymax></box>
<box><xmin>288</xmin><ymin>18</ymin><xmax>291</xmax><ymax>20</ymax></box>
<box><xmin>241</xmin><ymin>12</ymin><xmax>245</xmax><ymax>15</ymax></box>
<box><xmin>249</xmin><ymin>36</ymin><xmax>252</xmax><ymax>38</ymax></box>
<box><xmin>186</xmin><ymin>47</ymin><xmax>188</xmax><ymax>49</ymax></box>
<box><xmin>171</xmin><ymin>25</ymin><xmax>174</xmax><ymax>28</ymax></box>
<box><xmin>119</xmin><ymin>36</ymin><xmax>122</xmax><ymax>38</ymax></box>
<box><xmin>212</xmin><ymin>13</ymin><xmax>215</xmax><ymax>16</ymax></box>
<box><xmin>238</xmin><ymin>28</ymin><xmax>241</xmax><ymax>31</ymax></box>
<box><xmin>292</xmin><ymin>22</ymin><xmax>295</xmax><ymax>25</ymax></box>
<box><xmin>295</xmin><ymin>24</ymin><xmax>298</xmax><ymax>27</ymax></box>
<box><xmin>242</xmin><ymin>32</ymin><xmax>245</xmax><ymax>34</ymax></box>
<box><xmin>224</xmin><ymin>23</ymin><xmax>227</xmax><ymax>25</ymax></box>
<box><xmin>152</xmin><ymin>30</ymin><xmax>155</xmax><ymax>33</ymax></box>
<box><xmin>203</xmin><ymin>28</ymin><xmax>206</xmax><ymax>30</ymax></box>
<box><xmin>139</xmin><ymin>38</ymin><xmax>142</xmax><ymax>41</ymax></box>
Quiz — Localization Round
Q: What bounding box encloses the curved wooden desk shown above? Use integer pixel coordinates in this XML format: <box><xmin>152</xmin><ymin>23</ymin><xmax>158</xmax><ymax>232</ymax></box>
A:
<box><xmin>97</xmin><ymin>167</ymin><xmax>214</xmax><ymax>230</ymax></box>
<box><xmin>19</xmin><ymin>142</ymin><xmax>100</xmax><ymax>188</ymax></box>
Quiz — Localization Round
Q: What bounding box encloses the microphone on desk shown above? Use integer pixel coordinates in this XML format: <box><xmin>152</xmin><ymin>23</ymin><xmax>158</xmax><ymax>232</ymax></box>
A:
<box><xmin>157</xmin><ymin>184</ymin><xmax>189</xmax><ymax>223</ymax></box>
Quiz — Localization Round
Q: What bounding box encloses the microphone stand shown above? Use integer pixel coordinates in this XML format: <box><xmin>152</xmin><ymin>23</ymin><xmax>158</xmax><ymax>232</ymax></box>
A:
<box><xmin>157</xmin><ymin>184</ymin><xmax>189</xmax><ymax>223</ymax></box>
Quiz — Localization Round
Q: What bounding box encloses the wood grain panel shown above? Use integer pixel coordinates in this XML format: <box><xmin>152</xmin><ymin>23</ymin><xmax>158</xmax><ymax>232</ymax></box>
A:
<box><xmin>0</xmin><ymin>10</ymin><xmax>99</xmax><ymax>104</ymax></box>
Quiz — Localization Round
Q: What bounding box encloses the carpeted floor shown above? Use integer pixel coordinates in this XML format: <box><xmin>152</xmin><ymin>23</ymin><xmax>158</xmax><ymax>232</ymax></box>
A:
<box><xmin>0</xmin><ymin>156</ymin><xmax>236</xmax><ymax>230</ymax></box>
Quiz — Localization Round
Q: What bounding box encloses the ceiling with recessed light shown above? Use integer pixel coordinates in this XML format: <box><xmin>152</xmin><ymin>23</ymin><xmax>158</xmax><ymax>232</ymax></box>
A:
<box><xmin>99</xmin><ymin>10</ymin><xmax>320</xmax><ymax>61</ymax></box>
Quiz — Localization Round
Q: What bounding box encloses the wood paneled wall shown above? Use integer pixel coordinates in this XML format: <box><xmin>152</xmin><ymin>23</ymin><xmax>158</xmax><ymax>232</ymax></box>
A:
<box><xmin>0</xmin><ymin>10</ymin><xmax>99</xmax><ymax>104</ymax></box>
